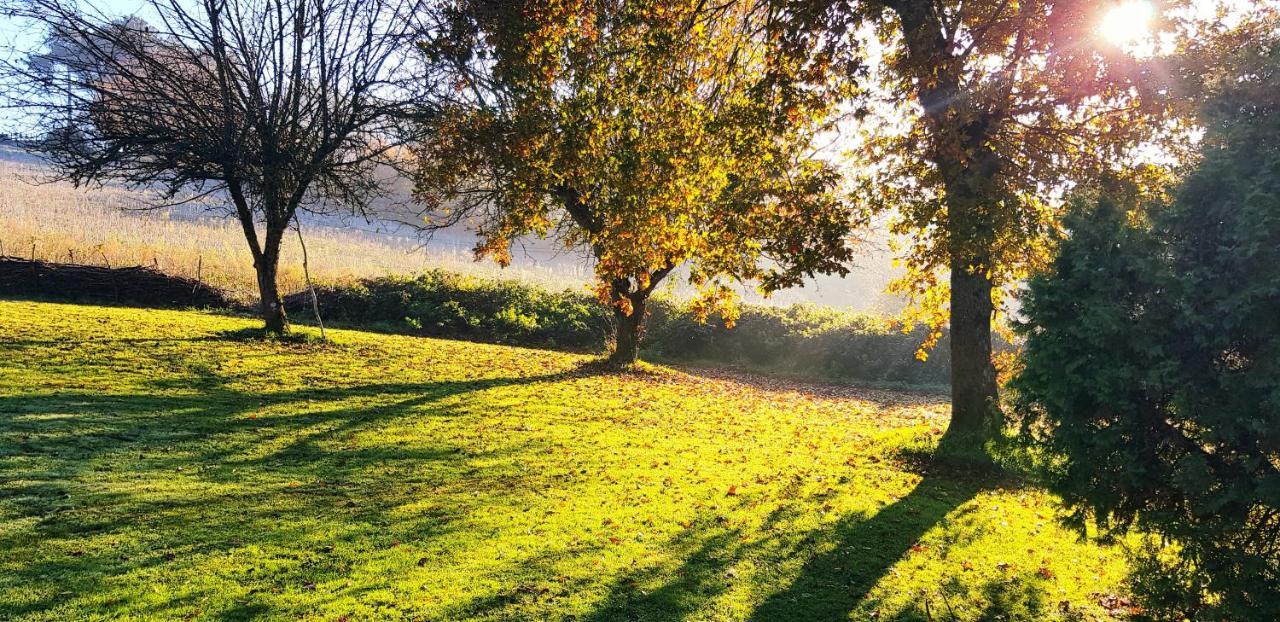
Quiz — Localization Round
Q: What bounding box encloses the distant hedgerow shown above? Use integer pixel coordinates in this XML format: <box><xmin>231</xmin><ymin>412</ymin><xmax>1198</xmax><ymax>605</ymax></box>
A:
<box><xmin>285</xmin><ymin>270</ymin><xmax>950</xmax><ymax>387</ymax></box>
<box><xmin>645</xmin><ymin>303</ymin><xmax>950</xmax><ymax>386</ymax></box>
<box><xmin>285</xmin><ymin>271</ymin><xmax>612</xmax><ymax>351</ymax></box>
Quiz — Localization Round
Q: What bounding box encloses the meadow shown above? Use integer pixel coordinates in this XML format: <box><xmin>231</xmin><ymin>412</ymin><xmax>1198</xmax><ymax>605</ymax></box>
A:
<box><xmin>0</xmin><ymin>300</ymin><xmax>1135</xmax><ymax>621</ymax></box>
<box><xmin>0</xmin><ymin>152</ymin><xmax>901</xmax><ymax>312</ymax></box>
<box><xmin>0</xmin><ymin>155</ymin><xmax>591</xmax><ymax>302</ymax></box>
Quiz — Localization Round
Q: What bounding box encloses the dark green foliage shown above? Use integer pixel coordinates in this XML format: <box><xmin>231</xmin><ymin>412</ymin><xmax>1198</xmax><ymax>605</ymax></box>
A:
<box><xmin>285</xmin><ymin>271</ymin><xmax>612</xmax><ymax>351</ymax></box>
<box><xmin>285</xmin><ymin>271</ymin><xmax>950</xmax><ymax>386</ymax></box>
<box><xmin>1012</xmin><ymin>41</ymin><xmax>1280</xmax><ymax>620</ymax></box>
<box><xmin>645</xmin><ymin>303</ymin><xmax>950</xmax><ymax>386</ymax></box>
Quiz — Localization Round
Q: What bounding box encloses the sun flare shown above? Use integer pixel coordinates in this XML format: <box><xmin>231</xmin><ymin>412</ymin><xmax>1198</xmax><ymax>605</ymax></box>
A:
<box><xmin>1100</xmin><ymin>1</ymin><xmax>1155</xmax><ymax>47</ymax></box>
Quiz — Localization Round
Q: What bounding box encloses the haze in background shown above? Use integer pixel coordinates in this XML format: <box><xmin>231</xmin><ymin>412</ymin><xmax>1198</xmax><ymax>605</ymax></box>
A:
<box><xmin>0</xmin><ymin>144</ymin><xmax>902</xmax><ymax>311</ymax></box>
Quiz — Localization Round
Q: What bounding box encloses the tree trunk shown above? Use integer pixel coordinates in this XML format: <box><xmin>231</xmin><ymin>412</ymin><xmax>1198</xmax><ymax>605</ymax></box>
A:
<box><xmin>609</xmin><ymin>294</ymin><xmax>646</xmax><ymax>367</ymax></box>
<box><xmin>255</xmin><ymin>228</ymin><xmax>288</xmax><ymax>335</ymax></box>
<box><xmin>886</xmin><ymin>0</ymin><xmax>1004</xmax><ymax>448</ymax></box>
<box><xmin>945</xmin><ymin>256</ymin><xmax>1000</xmax><ymax>443</ymax></box>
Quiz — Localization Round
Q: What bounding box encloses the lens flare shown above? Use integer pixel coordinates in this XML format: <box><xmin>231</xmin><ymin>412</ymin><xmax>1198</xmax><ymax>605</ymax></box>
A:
<box><xmin>1100</xmin><ymin>1</ymin><xmax>1155</xmax><ymax>47</ymax></box>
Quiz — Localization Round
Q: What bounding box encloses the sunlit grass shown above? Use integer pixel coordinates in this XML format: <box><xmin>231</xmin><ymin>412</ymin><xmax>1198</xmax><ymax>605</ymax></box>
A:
<box><xmin>0</xmin><ymin>301</ymin><xmax>1132</xmax><ymax>621</ymax></box>
<box><xmin>0</xmin><ymin>159</ymin><xmax>588</xmax><ymax>301</ymax></box>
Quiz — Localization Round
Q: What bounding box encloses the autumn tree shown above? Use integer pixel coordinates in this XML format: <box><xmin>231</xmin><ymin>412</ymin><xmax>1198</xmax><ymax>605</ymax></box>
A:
<box><xmin>2</xmin><ymin>0</ymin><xmax>428</xmax><ymax>334</ymax></box>
<box><xmin>411</xmin><ymin>0</ymin><xmax>862</xmax><ymax>365</ymax></box>
<box><xmin>822</xmin><ymin>0</ymin><xmax>1192</xmax><ymax>444</ymax></box>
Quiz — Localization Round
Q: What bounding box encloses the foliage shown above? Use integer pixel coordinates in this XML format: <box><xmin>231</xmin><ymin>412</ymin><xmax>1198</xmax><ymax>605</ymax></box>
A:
<box><xmin>646</xmin><ymin>302</ymin><xmax>953</xmax><ymax>386</ymax></box>
<box><xmin>284</xmin><ymin>270</ymin><xmax>953</xmax><ymax>386</ymax></box>
<box><xmin>848</xmin><ymin>0</ymin><xmax>1186</xmax><ymax>317</ymax></box>
<box><xmin>1012</xmin><ymin>37</ymin><xmax>1280</xmax><ymax>619</ymax></box>
<box><xmin>821</xmin><ymin>0</ymin><xmax>1199</xmax><ymax>435</ymax></box>
<box><xmin>0</xmin><ymin>299</ymin><xmax>1134</xmax><ymax>621</ymax></box>
<box><xmin>413</xmin><ymin>0</ymin><xmax>862</xmax><ymax>362</ymax></box>
<box><xmin>289</xmin><ymin>270</ymin><xmax>612</xmax><ymax>351</ymax></box>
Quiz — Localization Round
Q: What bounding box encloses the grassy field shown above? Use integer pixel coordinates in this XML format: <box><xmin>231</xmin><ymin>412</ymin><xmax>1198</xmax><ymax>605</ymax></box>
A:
<box><xmin>0</xmin><ymin>156</ymin><xmax>590</xmax><ymax>301</ymax></box>
<box><xmin>0</xmin><ymin>300</ymin><xmax>1133</xmax><ymax>621</ymax></box>
<box><xmin>0</xmin><ymin>152</ymin><xmax>900</xmax><ymax>312</ymax></box>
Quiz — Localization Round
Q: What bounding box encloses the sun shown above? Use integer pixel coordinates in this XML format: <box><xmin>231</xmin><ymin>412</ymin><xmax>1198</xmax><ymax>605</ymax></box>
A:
<box><xmin>1099</xmin><ymin>1</ymin><xmax>1155</xmax><ymax>47</ymax></box>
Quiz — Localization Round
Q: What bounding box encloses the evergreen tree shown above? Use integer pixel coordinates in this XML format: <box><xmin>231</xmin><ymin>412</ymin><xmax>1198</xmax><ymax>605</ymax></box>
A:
<box><xmin>1013</xmin><ymin>37</ymin><xmax>1280</xmax><ymax>619</ymax></box>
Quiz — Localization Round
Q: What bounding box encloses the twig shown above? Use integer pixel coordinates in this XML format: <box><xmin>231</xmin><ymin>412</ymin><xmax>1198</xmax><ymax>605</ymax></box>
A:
<box><xmin>940</xmin><ymin>588</ymin><xmax>958</xmax><ymax>621</ymax></box>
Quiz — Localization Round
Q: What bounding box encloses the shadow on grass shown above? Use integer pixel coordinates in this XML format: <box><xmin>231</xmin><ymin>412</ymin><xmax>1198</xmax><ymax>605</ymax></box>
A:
<box><xmin>579</xmin><ymin>526</ymin><xmax>748</xmax><ymax>622</ymax></box>
<box><xmin>746</xmin><ymin>475</ymin><xmax>984</xmax><ymax>622</ymax></box>
<box><xmin>0</xmin><ymin>362</ymin><xmax>608</xmax><ymax>620</ymax></box>
<box><xmin>558</xmin><ymin>469</ymin><xmax>991</xmax><ymax>622</ymax></box>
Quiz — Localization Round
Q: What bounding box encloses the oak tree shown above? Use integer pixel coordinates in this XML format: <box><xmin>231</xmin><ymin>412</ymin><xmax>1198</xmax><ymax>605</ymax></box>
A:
<box><xmin>830</xmin><ymin>0</ymin><xmax>1188</xmax><ymax>443</ymax></box>
<box><xmin>413</xmin><ymin>0</ymin><xmax>863</xmax><ymax>365</ymax></box>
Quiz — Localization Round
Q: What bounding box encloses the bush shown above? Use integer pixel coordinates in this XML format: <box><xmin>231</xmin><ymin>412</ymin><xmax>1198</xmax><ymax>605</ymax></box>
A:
<box><xmin>285</xmin><ymin>270</ymin><xmax>950</xmax><ymax>386</ymax></box>
<box><xmin>286</xmin><ymin>271</ymin><xmax>612</xmax><ymax>351</ymax></box>
<box><xmin>645</xmin><ymin>302</ymin><xmax>950</xmax><ymax>386</ymax></box>
<box><xmin>1012</xmin><ymin>41</ymin><xmax>1280</xmax><ymax>619</ymax></box>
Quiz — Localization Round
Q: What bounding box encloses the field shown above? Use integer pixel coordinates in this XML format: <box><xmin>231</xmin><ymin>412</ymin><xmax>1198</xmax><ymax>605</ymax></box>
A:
<box><xmin>0</xmin><ymin>154</ymin><xmax>591</xmax><ymax>302</ymax></box>
<box><xmin>0</xmin><ymin>300</ymin><xmax>1135</xmax><ymax>621</ymax></box>
<box><xmin>0</xmin><ymin>152</ymin><xmax>901</xmax><ymax>312</ymax></box>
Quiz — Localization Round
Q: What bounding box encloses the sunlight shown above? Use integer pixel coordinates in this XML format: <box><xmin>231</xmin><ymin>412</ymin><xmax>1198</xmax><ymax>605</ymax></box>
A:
<box><xmin>1099</xmin><ymin>1</ymin><xmax>1155</xmax><ymax>47</ymax></box>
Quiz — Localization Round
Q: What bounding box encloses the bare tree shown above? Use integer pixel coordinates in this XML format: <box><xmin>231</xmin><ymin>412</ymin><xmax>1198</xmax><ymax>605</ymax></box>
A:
<box><xmin>2</xmin><ymin>0</ymin><xmax>432</xmax><ymax>333</ymax></box>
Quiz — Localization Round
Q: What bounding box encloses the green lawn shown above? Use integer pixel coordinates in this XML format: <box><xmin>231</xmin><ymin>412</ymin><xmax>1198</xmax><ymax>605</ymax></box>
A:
<box><xmin>0</xmin><ymin>300</ymin><xmax>1131</xmax><ymax>621</ymax></box>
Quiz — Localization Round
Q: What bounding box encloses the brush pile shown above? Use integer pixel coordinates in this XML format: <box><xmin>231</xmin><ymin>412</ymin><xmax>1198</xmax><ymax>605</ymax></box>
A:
<box><xmin>0</xmin><ymin>256</ymin><xmax>233</xmax><ymax>309</ymax></box>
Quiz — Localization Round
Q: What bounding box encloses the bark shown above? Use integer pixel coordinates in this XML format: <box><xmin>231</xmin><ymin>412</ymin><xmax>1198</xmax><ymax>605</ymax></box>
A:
<box><xmin>604</xmin><ymin>265</ymin><xmax>673</xmax><ymax>367</ymax></box>
<box><xmin>946</xmin><ymin>255</ymin><xmax>1000</xmax><ymax>441</ymax></box>
<box><xmin>254</xmin><ymin>225</ymin><xmax>289</xmax><ymax>335</ymax></box>
<box><xmin>609</xmin><ymin>295</ymin><xmax>645</xmax><ymax>366</ymax></box>
<box><xmin>888</xmin><ymin>0</ymin><xmax>1005</xmax><ymax>442</ymax></box>
<box><xmin>939</xmin><ymin>146</ymin><xmax>1004</xmax><ymax>441</ymax></box>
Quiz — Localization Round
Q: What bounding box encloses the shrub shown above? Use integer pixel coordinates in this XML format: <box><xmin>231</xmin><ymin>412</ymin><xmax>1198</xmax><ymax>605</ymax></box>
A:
<box><xmin>645</xmin><ymin>302</ymin><xmax>950</xmax><ymax>386</ymax></box>
<box><xmin>286</xmin><ymin>270</ymin><xmax>612</xmax><ymax>351</ymax></box>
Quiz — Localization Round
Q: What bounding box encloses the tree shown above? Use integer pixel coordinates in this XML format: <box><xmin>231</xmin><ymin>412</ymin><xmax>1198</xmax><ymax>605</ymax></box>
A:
<box><xmin>1012</xmin><ymin>33</ymin><xmax>1280</xmax><ymax>618</ymax></box>
<box><xmin>2</xmin><ymin>0</ymin><xmax>428</xmax><ymax>333</ymax></box>
<box><xmin>412</xmin><ymin>0</ymin><xmax>862</xmax><ymax>365</ymax></box>
<box><xmin>822</xmin><ymin>0</ymin><xmax>1188</xmax><ymax>443</ymax></box>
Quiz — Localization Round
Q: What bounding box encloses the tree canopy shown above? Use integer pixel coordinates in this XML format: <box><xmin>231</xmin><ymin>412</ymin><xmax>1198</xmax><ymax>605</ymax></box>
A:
<box><xmin>817</xmin><ymin>0</ymin><xmax>1193</xmax><ymax>441</ymax></box>
<box><xmin>412</xmin><ymin>0</ymin><xmax>863</xmax><ymax>364</ymax></box>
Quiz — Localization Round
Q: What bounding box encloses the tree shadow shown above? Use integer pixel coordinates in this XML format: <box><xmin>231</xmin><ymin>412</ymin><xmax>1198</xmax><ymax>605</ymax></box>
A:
<box><xmin>0</xmin><ymin>362</ymin><xmax>609</xmax><ymax>620</ymax></box>
<box><xmin>578</xmin><ymin>527</ymin><xmax>746</xmax><ymax>622</ymax></box>
<box><xmin>558</xmin><ymin>466</ymin><xmax>990</xmax><ymax>622</ymax></box>
<box><xmin>747</xmin><ymin>474</ymin><xmax>986</xmax><ymax>622</ymax></box>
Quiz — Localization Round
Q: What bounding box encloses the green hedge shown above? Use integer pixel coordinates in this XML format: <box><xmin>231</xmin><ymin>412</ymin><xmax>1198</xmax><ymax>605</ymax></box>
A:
<box><xmin>284</xmin><ymin>271</ymin><xmax>611</xmax><ymax>351</ymax></box>
<box><xmin>286</xmin><ymin>270</ymin><xmax>949</xmax><ymax>387</ymax></box>
<box><xmin>645</xmin><ymin>303</ymin><xmax>949</xmax><ymax>386</ymax></box>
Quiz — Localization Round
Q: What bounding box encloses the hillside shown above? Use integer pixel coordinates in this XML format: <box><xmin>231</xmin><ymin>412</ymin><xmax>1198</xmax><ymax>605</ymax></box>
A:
<box><xmin>0</xmin><ymin>148</ymin><xmax>902</xmax><ymax>311</ymax></box>
<box><xmin>0</xmin><ymin>301</ymin><xmax>1132</xmax><ymax>621</ymax></box>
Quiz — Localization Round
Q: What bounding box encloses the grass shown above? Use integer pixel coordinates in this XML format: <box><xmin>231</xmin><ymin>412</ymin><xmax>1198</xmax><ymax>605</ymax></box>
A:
<box><xmin>0</xmin><ymin>153</ymin><xmax>901</xmax><ymax>313</ymax></box>
<box><xmin>0</xmin><ymin>157</ymin><xmax>589</xmax><ymax>301</ymax></box>
<box><xmin>0</xmin><ymin>300</ymin><xmax>1133</xmax><ymax>621</ymax></box>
